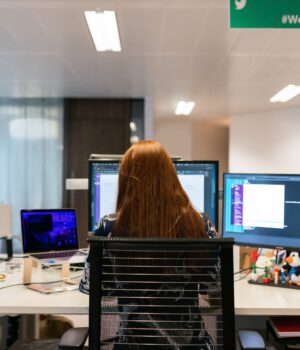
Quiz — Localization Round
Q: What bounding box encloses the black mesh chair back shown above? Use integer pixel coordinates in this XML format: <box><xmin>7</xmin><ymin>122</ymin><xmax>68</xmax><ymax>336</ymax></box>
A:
<box><xmin>88</xmin><ymin>237</ymin><xmax>235</xmax><ymax>350</ymax></box>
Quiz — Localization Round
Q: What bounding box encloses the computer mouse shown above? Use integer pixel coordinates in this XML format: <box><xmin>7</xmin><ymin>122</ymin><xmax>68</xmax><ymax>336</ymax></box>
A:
<box><xmin>237</xmin><ymin>330</ymin><xmax>265</xmax><ymax>349</ymax></box>
<box><xmin>48</xmin><ymin>260</ymin><xmax>56</xmax><ymax>264</ymax></box>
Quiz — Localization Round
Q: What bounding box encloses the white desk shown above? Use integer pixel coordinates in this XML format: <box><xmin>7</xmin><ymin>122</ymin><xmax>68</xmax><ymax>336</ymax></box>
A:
<box><xmin>234</xmin><ymin>278</ymin><xmax>300</xmax><ymax>316</ymax></box>
<box><xmin>0</xmin><ymin>265</ymin><xmax>299</xmax><ymax>316</ymax></box>
<box><xmin>0</xmin><ymin>260</ymin><xmax>88</xmax><ymax>315</ymax></box>
<box><xmin>0</xmin><ymin>285</ymin><xmax>88</xmax><ymax>315</ymax></box>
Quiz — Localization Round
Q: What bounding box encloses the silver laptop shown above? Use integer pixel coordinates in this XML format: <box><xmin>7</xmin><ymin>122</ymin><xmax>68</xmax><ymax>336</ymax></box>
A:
<box><xmin>21</xmin><ymin>209</ymin><xmax>86</xmax><ymax>265</ymax></box>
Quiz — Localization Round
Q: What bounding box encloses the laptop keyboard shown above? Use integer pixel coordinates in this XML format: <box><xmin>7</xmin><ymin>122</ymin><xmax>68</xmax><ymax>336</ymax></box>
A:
<box><xmin>33</xmin><ymin>251</ymin><xmax>77</xmax><ymax>259</ymax></box>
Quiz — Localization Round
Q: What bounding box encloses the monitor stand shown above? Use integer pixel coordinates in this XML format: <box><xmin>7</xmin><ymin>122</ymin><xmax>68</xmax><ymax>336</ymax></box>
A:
<box><xmin>23</xmin><ymin>258</ymin><xmax>78</xmax><ymax>294</ymax></box>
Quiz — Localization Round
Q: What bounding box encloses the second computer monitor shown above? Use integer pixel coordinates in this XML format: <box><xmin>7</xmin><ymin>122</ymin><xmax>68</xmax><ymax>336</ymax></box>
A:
<box><xmin>223</xmin><ymin>173</ymin><xmax>300</xmax><ymax>250</ymax></box>
<box><xmin>89</xmin><ymin>160</ymin><xmax>219</xmax><ymax>232</ymax></box>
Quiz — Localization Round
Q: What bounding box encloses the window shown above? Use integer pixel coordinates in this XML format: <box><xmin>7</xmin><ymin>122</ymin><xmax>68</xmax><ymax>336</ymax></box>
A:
<box><xmin>0</xmin><ymin>98</ymin><xmax>64</xmax><ymax>252</ymax></box>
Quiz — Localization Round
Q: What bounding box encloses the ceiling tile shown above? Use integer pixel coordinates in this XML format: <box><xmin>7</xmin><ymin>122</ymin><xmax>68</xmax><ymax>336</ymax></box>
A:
<box><xmin>33</xmin><ymin>7</ymin><xmax>92</xmax><ymax>52</ymax></box>
<box><xmin>231</xmin><ymin>30</ymin><xmax>276</xmax><ymax>55</ymax></box>
<box><xmin>0</xmin><ymin>0</ymin><xmax>299</xmax><ymax>119</ymax></box>
<box><xmin>161</xmin><ymin>9</ymin><xmax>207</xmax><ymax>53</ymax></box>
<box><xmin>196</xmin><ymin>8</ymin><xmax>239</xmax><ymax>56</ymax></box>
<box><xmin>118</xmin><ymin>8</ymin><xmax>163</xmax><ymax>53</ymax></box>
<box><xmin>157</xmin><ymin>55</ymin><xmax>192</xmax><ymax>82</ymax></box>
<box><xmin>0</xmin><ymin>8</ymin><xmax>54</xmax><ymax>52</ymax></box>
<box><xmin>265</xmin><ymin>30</ymin><xmax>300</xmax><ymax>55</ymax></box>
<box><xmin>213</xmin><ymin>55</ymin><xmax>254</xmax><ymax>82</ymax></box>
<box><xmin>0</xmin><ymin>26</ymin><xmax>21</xmax><ymax>52</ymax></box>
<box><xmin>242</xmin><ymin>57</ymin><xmax>284</xmax><ymax>83</ymax></box>
<box><xmin>167</xmin><ymin>0</ymin><xmax>212</xmax><ymax>9</ymax></box>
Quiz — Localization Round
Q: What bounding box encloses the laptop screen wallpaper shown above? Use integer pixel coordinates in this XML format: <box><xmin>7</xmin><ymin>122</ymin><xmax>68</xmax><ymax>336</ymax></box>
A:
<box><xmin>21</xmin><ymin>210</ymin><xmax>78</xmax><ymax>253</ymax></box>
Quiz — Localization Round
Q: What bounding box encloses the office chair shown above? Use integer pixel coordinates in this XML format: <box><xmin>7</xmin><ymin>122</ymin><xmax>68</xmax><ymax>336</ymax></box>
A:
<box><xmin>88</xmin><ymin>236</ymin><xmax>236</xmax><ymax>350</ymax></box>
<box><xmin>8</xmin><ymin>327</ymin><xmax>88</xmax><ymax>350</ymax></box>
<box><xmin>9</xmin><ymin>237</ymin><xmax>265</xmax><ymax>350</ymax></box>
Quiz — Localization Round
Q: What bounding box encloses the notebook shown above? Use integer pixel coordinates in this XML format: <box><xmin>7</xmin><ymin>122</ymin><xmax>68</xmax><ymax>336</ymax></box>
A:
<box><xmin>21</xmin><ymin>209</ymin><xmax>86</xmax><ymax>265</ymax></box>
<box><xmin>269</xmin><ymin>316</ymin><xmax>300</xmax><ymax>338</ymax></box>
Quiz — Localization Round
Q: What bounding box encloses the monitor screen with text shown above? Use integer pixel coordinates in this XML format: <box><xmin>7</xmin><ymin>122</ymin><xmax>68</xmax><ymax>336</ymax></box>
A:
<box><xmin>223</xmin><ymin>173</ymin><xmax>300</xmax><ymax>250</ymax></box>
<box><xmin>89</xmin><ymin>160</ymin><xmax>219</xmax><ymax>232</ymax></box>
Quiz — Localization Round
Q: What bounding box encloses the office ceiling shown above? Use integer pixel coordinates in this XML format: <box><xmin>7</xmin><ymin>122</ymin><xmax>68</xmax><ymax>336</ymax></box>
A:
<box><xmin>1</xmin><ymin>0</ymin><xmax>300</xmax><ymax>121</ymax></box>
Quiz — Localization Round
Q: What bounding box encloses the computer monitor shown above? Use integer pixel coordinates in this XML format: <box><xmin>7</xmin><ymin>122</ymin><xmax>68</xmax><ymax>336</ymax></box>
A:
<box><xmin>88</xmin><ymin>160</ymin><xmax>219</xmax><ymax>232</ymax></box>
<box><xmin>222</xmin><ymin>173</ymin><xmax>300</xmax><ymax>250</ymax></box>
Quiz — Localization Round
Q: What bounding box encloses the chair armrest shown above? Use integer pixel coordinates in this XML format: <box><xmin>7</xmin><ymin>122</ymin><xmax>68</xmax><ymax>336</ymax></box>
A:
<box><xmin>237</xmin><ymin>330</ymin><xmax>266</xmax><ymax>350</ymax></box>
<box><xmin>59</xmin><ymin>327</ymin><xmax>88</xmax><ymax>350</ymax></box>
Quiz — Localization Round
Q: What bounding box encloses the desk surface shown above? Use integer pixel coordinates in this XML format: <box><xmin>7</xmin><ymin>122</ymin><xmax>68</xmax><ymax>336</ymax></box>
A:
<box><xmin>0</xmin><ymin>285</ymin><xmax>89</xmax><ymax>314</ymax></box>
<box><xmin>0</xmin><ymin>265</ymin><xmax>299</xmax><ymax>315</ymax></box>
<box><xmin>0</xmin><ymin>260</ymin><xmax>89</xmax><ymax>314</ymax></box>
<box><xmin>235</xmin><ymin>278</ymin><xmax>300</xmax><ymax>316</ymax></box>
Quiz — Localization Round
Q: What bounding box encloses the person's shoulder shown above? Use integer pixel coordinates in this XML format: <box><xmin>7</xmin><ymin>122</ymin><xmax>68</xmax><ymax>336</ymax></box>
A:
<box><xmin>101</xmin><ymin>213</ymin><xmax>117</xmax><ymax>223</ymax></box>
<box><xmin>199</xmin><ymin>212</ymin><xmax>219</xmax><ymax>239</ymax></box>
<box><xmin>94</xmin><ymin>213</ymin><xmax>117</xmax><ymax>237</ymax></box>
<box><xmin>199</xmin><ymin>212</ymin><xmax>210</xmax><ymax>222</ymax></box>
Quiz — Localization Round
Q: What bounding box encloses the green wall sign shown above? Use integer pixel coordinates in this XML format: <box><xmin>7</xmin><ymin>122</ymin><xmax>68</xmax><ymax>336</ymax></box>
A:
<box><xmin>230</xmin><ymin>0</ymin><xmax>300</xmax><ymax>28</ymax></box>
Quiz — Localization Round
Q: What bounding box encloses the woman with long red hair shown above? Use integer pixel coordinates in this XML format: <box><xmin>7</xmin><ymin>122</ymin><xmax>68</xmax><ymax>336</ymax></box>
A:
<box><xmin>84</xmin><ymin>140</ymin><xmax>216</xmax><ymax>242</ymax></box>
<box><xmin>80</xmin><ymin>140</ymin><xmax>219</xmax><ymax>348</ymax></box>
<box><xmin>114</xmin><ymin>140</ymin><xmax>212</xmax><ymax>239</ymax></box>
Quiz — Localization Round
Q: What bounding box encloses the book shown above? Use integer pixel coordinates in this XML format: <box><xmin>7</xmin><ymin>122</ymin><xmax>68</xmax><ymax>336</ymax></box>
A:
<box><xmin>269</xmin><ymin>316</ymin><xmax>300</xmax><ymax>338</ymax></box>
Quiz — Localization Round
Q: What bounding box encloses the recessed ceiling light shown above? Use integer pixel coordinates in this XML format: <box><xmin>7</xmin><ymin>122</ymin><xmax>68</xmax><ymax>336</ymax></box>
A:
<box><xmin>84</xmin><ymin>10</ymin><xmax>121</xmax><ymax>52</ymax></box>
<box><xmin>175</xmin><ymin>101</ymin><xmax>195</xmax><ymax>115</ymax></box>
<box><xmin>130</xmin><ymin>122</ymin><xmax>137</xmax><ymax>132</ymax></box>
<box><xmin>270</xmin><ymin>84</ymin><xmax>300</xmax><ymax>103</ymax></box>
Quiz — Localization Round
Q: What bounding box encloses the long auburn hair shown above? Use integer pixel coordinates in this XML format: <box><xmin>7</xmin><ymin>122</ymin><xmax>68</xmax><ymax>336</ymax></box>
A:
<box><xmin>113</xmin><ymin>140</ymin><xmax>206</xmax><ymax>238</ymax></box>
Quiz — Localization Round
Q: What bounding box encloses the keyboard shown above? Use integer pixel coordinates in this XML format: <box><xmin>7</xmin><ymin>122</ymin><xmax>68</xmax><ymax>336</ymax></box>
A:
<box><xmin>32</xmin><ymin>251</ymin><xmax>78</xmax><ymax>259</ymax></box>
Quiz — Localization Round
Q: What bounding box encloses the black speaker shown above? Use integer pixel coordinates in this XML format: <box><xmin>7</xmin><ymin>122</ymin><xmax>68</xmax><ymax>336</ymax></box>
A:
<box><xmin>5</xmin><ymin>237</ymin><xmax>13</xmax><ymax>260</ymax></box>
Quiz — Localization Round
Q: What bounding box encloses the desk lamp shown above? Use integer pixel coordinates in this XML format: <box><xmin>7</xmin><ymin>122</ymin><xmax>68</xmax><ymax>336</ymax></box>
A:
<box><xmin>0</xmin><ymin>204</ymin><xmax>13</xmax><ymax>260</ymax></box>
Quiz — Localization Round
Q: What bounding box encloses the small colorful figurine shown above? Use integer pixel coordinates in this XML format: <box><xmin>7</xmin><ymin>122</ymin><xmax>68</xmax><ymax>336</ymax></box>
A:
<box><xmin>251</xmin><ymin>263</ymin><xmax>258</xmax><ymax>282</ymax></box>
<box><xmin>262</xmin><ymin>264</ymin><xmax>270</xmax><ymax>284</ymax></box>
<box><xmin>284</xmin><ymin>251</ymin><xmax>300</xmax><ymax>287</ymax></box>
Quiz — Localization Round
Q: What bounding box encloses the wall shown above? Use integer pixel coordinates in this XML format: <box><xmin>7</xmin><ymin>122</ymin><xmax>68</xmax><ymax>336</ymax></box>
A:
<box><xmin>154</xmin><ymin>118</ymin><xmax>229</xmax><ymax>185</ymax></box>
<box><xmin>191</xmin><ymin>122</ymin><xmax>229</xmax><ymax>231</ymax></box>
<box><xmin>191</xmin><ymin>122</ymin><xmax>229</xmax><ymax>187</ymax></box>
<box><xmin>154</xmin><ymin>118</ymin><xmax>229</xmax><ymax>231</ymax></box>
<box><xmin>229</xmin><ymin>107</ymin><xmax>300</xmax><ymax>173</ymax></box>
<box><xmin>154</xmin><ymin>118</ymin><xmax>192</xmax><ymax>160</ymax></box>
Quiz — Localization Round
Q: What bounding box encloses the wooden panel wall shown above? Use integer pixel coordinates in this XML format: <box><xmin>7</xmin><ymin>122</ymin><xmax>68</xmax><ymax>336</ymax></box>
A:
<box><xmin>63</xmin><ymin>98</ymin><xmax>131</xmax><ymax>247</ymax></box>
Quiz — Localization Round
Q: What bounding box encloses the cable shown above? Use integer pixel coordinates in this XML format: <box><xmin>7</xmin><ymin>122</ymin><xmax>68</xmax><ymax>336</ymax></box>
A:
<box><xmin>233</xmin><ymin>248</ymin><xmax>263</xmax><ymax>275</ymax></box>
<box><xmin>30</xmin><ymin>273</ymin><xmax>83</xmax><ymax>285</ymax></box>
<box><xmin>234</xmin><ymin>266</ymin><xmax>253</xmax><ymax>275</ymax></box>
<box><xmin>0</xmin><ymin>282</ymin><xmax>24</xmax><ymax>290</ymax></box>
<box><xmin>234</xmin><ymin>248</ymin><xmax>263</xmax><ymax>282</ymax></box>
<box><xmin>234</xmin><ymin>266</ymin><xmax>264</xmax><ymax>275</ymax></box>
<box><xmin>234</xmin><ymin>269</ymin><xmax>252</xmax><ymax>282</ymax></box>
<box><xmin>42</xmin><ymin>264</ymin><xmax>84</xmax><ymax>271</ymax></box>
<box><xmin>0</xmin><ymin>273</ymin><xmax>83</xmax><ymax>290</ymax></box>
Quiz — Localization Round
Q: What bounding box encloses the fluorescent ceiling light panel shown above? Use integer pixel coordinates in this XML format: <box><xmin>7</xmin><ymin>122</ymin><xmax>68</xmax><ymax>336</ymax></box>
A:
<box><xmin>175</xmin><ymin>101</ymin><xmax>195</xmax><ymax>115</ymax></box>
<box><xmin>175</xmin><ymin>101</ymin><xmax>186</xmax><ymax>115</ymax></box>
<box><xmin>184</xmin><ymin>101</ymin><xmax>195</xmax><ymax>115</ymax></box>
<box><xmin>270</xmin><ymin>84</ymin><xmax>300</xmax><ymax>103</ymax></box>
<box><xmin>84</xmin><ymin>10</ymin><xmax>121</xmax><ymax>52</ymax></box>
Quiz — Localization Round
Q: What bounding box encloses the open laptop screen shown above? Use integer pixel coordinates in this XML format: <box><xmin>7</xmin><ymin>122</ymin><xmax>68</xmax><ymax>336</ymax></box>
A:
<box><xmin>21</xmin><ymin>209</ymin><xmax>78</xmax><ymax>254</ymax></box>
